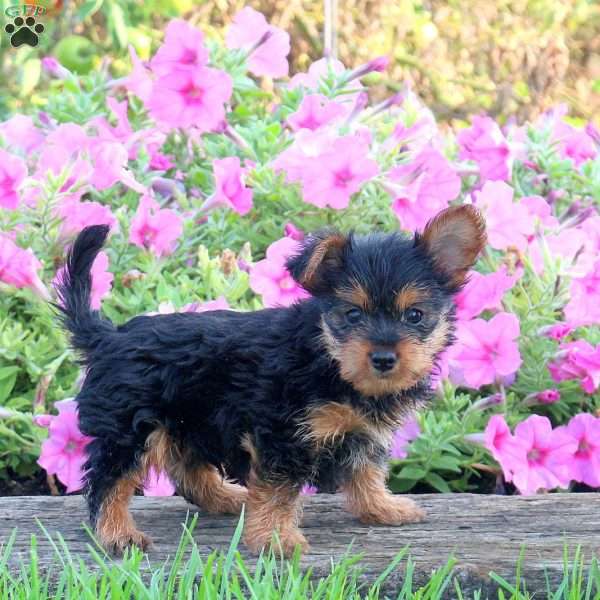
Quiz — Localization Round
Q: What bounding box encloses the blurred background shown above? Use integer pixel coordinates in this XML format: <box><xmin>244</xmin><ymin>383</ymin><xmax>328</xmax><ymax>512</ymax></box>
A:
<box><xmin>1</xmin><ymin>0</ymin><xmax>599</xmax><ymax>124</ymax></box>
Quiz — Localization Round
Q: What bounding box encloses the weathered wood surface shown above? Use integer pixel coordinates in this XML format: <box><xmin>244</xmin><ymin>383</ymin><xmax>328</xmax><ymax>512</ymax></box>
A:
<box><xmin>1</xmin><ymin>493</ymin><xmax>599</xmax><ymax>595</ymax></box>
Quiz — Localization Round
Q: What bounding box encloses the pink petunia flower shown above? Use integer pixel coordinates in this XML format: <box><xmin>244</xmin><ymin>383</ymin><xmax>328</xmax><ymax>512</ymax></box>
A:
<box><xmin>527</xmin><ymin>227</ymin><xmax>588</xmax><ymax>276</ymax></box>
<box><xmin>272</xmin><ymin>128</ymin><xmax>333</xmax><ymax>183</ymax></box>
<box><xmin>536</xmin><ymin>389</ymin><xmax>561</xmax><ymax>405</ymax></box>
<box><xmin>0</xmin><ymin>114</ymin><xmax>44</xmax><ymax>153</ymax></box>
<box><xmin>147</xmin><ymin>67</ymin><xmax>232</xmax><ymax>132</ymax></box>
<box><xmin>90</xmin><ymin>97</ymin><xmax>134</xmax><ymax>150</ymax></box>
<box><xmin>511</xmin><ymin>415</ymin><xmax>578</xmax><ymax>495</ymax></box>
<box><xmin>301</xmin><ymin>484</ymin><xmax>318</xmax><ymax>495</ymax></box>
<box><xmin>57</xmin><ymin>198</ymin><xmax>117</xmax><ymax>238</ymax></box>
<box><xmin>54</xmin><ymin>250</ymin><xmax>113</xmax><ymax>310</ymax></box>
<box><xmin>390</xmin><ymin>417</ymin><xmax>420</xmax><ymax>460</ymax></box>
<box><xmin>42</xmin><ymin>56</ymin><xmax>71</xmax><ymax>79</ymax></box>
<box><xmin>202</xmin><ymin>157</ymin><xmax>253</xmax><ymax>215</ymax></box>
<box><xmin>150</xmin><ymin>150</ymin><xmax>174</xmax><ymax>171</ymax></box>
<box><xmin>37</xmin><ymin>399</ymin><xmax>93</xmax><ymax>493</ymax></box>
<box><xmin>346</xmin><ymin>55</ymin><xmax>390</xmax><ymax>81</ymax></box>
<box><xmin>564</xmin><ymin>260</ymin><xmax>600</xmax><ymax>326</ymax></box>
<box><xmin>454</xmin><ymin>266</ymin><xmax>517</xmax><ymax>321</ymax></box>
<box><xmin>0</xmin><ymin>234</ymin><xmax>49</xmax><ymax>299</ymax></box>
<box><xmin>284</xmin><ymin>223</ymin><xmax>304</xmax><ymax>241</ymax></box>
<box><xmin>150</xmin><ymin>19</ymin><xmax>209</xmax><ymax>76</ymax></box>
<box><xmin>457</xmin><ymin>115</ymin><xmax>512</xmax><ymax>182</ymax></box>
<box><xmin>249</xmin><ymin>237</ymin><xmax>310</xmax><ymax>307</ymax></box>
<box><xmin>123</xmin><ymin>45</ymin><xmax>153</xmax><ymax>103</ymax></box>
<box><xmin>540</xmin><ymin>322</ymin><xmax>574</xmax><ymax>341</ymax></box>
<box><xmin>484</xmin><ymin>414</ymin><xmax>528</xmax><ymax>482</ymax></box>
<box><xmin>226</xmin><ymin>7</ymin><xmax>290</xmax><ymax>78</ymax></box>
<box><xmin>389</xmin><ymin>146</ymin><xmax>461</xmax><ymax>231</ymax></box>
<box><xmin>88</xmin><ymin>140</ymin><xmax>146</xmax><ymax>193</ymax></box>
<box><xmin>521</xmin><ymin>195</ymin><xmax>559</xmax><ymax>230</ymax></box>
<box><xmin>474</xmin><ymin>180</ymin><xmax>536</xmax><ymax>251</ymax></box>
<box><xmin>548</xmin><ymin>340</ymin><xmax>600</xmax><ymax>394</ymax></box>
<box><xmin>300</xmin><ymin>134</ymin><xmax>378</xmax><ymax>209</ymax></box>
<box><xmin>559</xmin><ymin>414</ymin><xmax>600</xmax><ymax>487</ymax></box>
<box><xmin>288</xmin><ymin>57</ymin><xmax>363</xmax><ymax>103</ymax></box>
<box><xmin>551</xmin><ymin>120</ymin><xmax>596</xmax><ymax>167</ymax></box>
<box><xmin>89</xmin><ymin>251</ymin><xmax>113</xmax><ymax>310</ymax></box>
<box><xmin>0</xmin><ymin>149</ymin><xmax>27</xmax><ymax>210</ymax></box>
<box><xmin>185</xmin><ymin>296</ymin><xmax>230</xmax><ymax>313</ymax></box>
<box><xmin>129</xmin><ymin>194</ymin><xmax>183</xmax><ymax>257</ymax></box>
<box><xmin>448</xmin><ymin>312</ymin><xmax>522</xmax><ymax>388</ymax></box>
<box><xmin>287</xmin><ymin>94</ymin><xmax>346</xmax><ymax>131</ymax></box>
<box><xmin>142</xmin><ymin>466</ymin><xmax>176</xmax><ymax>496</ymax></box>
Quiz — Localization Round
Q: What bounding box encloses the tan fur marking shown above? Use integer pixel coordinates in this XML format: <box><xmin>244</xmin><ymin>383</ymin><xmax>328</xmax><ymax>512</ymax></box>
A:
<box><xmin>143</xmin><ymin>427</ymin><xmax>246</xmax><ymax>515</ymax></box>
<box><xmin>321</xmin><ymin>315</ymin><xmax>451</xmax><ymax>397</ymax></box>
<box><xmin>141</xmin><ymin>427</ymin><xmax>180</xmax><ymax>475</ymax></box>
<box><xmin>96</xmin><ymin>476</ymin><xmax>151</xmax><ymax>554</ymax></box>
<box><xmin>177</xmin><ymin>464</ymin><xmax>247</xmax><ymax>515</ymax></box>
<box><xmin>336</xmin><ymin>281</ymin><xmax>372</xmax><ymax>311</ymax></box>
<box><xmin>241</xmin><ymin>433</ymin><xmax>259</xmax><ymax>464</ymax></box>
<box><xmin>243</xmin><ymin>470</ymin><xmax>307</xmax><ymax>557</ymax></box>
<box><xmin>342</xmin><ymin>463</ymin><xmax>425</xmax><ymax>525</ymax></box>
<box><xmin>302</xmin><ymin>234</ymin><xmax>346</xmax><ymax>288</ymax></box>
<box><xmin>395</xmin><ymin>286</ymin><xmax>429</xmax><ymax>312</ymax></box>
<box><xmin>300</xmin><ymin>403</ymin><xmax>372</xmax><ymax>447</ymax></box>
<box><xmin>421</xmin><ymin>205</ymin><xmax>487</xmax><ymax>287</ymax></box>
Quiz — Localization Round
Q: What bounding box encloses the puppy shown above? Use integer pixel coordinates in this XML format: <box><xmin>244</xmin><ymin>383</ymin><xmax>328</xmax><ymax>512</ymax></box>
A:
<box><xmin>55</xmin><ymin>205</ymin><xmax>486</xmax><ymax>556</ymax></box>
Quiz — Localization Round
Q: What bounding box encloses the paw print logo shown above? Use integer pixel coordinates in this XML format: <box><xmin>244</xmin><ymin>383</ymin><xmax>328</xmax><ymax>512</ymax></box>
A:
<box><xmin>5</xmin><ymin>16</ymin><xmax>44</xmax><ymax>48</ymax></box>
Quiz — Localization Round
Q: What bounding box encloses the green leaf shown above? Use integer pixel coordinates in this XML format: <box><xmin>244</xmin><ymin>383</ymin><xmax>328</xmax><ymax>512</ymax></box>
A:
<box><xmin>424</xmin><ymin>472</ymin><xmax>452</xmax><ymax>493</ymax></box>
<box><xmin>430</xmin><ymin>455</ymin><xmax>462</xmax><ymax>473</ymax></box>
<box><xmin>397</xmin><ymin>465</ymin><xmax>427</xmax><ymax>480</ymax></box>
<box><xmin>0</xmin><ymin>366</ymin><xmax>19</xmax><ymax>404</ymax></box>
<box><xmin>77</xmin><ymin>0</ymin><xmax>105</xmax><ymax>20</ymax></box>
<box><xmin>106</xmin><ymin>1</ymin><xmax>128</xmax><ymax>48</ymax></box>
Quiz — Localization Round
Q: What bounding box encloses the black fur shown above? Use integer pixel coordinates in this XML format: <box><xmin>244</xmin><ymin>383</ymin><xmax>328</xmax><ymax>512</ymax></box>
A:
<box><xmin>57</xmin><ymin>221</ymin><xmax>472</xmax><ymax>527</ymax></box>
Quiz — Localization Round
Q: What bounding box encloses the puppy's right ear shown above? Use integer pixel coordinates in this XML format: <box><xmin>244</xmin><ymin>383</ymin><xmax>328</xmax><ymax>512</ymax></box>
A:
<box><xmin>286</xmin><ymin>229</ymin><xmax>348</xmax><ymax>294</ymax></box>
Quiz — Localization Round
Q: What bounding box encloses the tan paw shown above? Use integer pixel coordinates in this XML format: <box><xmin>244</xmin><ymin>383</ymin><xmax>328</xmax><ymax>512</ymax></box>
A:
<box><xmin>244</xmin><ymin>527</ymin><xmax>309</xmax><ymax>558</ymax></box>
<box><xmin>357</xmin><ymin>496</ymin><xmax>426</xmax><ymax>526</ymax></box>
<box><xmin>102</xmin><ymin>529</ymin><xmax>153</xmax><ymax>556</ymax></box>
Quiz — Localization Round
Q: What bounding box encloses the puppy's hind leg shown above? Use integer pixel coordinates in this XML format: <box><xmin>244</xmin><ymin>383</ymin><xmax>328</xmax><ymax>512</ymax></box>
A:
<box><xmin>144</xmin><ymin>428</ymin><xmax>247</xmax><ymax>515</ymax></box>
<box><xmin>176</xmin><ymin>462</ymin><xmax>248</xmax><ymax>515</ymax></box>
<box><xmin>85</xmin><ymin>439</ymin><xmax>151</xmax><ymax>555</ymax></box>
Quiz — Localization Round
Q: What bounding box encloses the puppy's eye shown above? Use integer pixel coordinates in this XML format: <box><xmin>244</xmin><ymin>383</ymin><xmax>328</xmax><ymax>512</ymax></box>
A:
<box><xmin>345</xmin><ymin>308</ymin><xmax>362</xmax><ymax>324</ymax></box>
<box><xmin>405</xmin><ymin>308</ymin><xmax>423</xmax><ymax>324</ymax></box>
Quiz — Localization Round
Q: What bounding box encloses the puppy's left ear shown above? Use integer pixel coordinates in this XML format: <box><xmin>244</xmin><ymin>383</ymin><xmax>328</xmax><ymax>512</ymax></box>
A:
<box><xmin>286</xmin><ymin>229</ymin><xmax>349</xmax><ymax>294</ymax></box>
<box><xmin>416</xmin><ymin>205</ymin><xmax>487</xmax><ymax>288</ymax></box>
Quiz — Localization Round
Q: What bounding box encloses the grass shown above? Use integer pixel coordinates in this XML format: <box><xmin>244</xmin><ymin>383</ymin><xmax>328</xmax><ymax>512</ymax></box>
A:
<box><xmin>0</xmin><ymin>511</ymin><xmax>599</xmax><ymax>599</ymax></box>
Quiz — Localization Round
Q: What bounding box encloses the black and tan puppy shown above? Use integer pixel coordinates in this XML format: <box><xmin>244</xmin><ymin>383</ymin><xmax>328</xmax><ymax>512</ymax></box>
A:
<box><xmin>55</xmin><ymin>205</ymin><xmax>486</xmax><ymax>556</ymax></box>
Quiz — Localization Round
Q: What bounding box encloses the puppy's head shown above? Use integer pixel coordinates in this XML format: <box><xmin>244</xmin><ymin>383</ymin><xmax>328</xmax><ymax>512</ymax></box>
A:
<box><xmin>286</xmin><ymin>205</ymin><xmax>486</xmax><ymax>397</ymax></box>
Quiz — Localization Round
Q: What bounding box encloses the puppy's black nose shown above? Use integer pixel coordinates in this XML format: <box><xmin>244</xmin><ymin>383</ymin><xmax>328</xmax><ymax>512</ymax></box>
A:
<box><xmin>369</xmin><ymin>350</ymin><xmax>397</xmax><ymax>373</ymax></box>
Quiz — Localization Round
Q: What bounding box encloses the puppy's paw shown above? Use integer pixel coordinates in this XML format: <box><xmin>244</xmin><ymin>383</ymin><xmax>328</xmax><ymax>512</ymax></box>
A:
<box><xmin>357</xmin><ymin>496</ymin><xmax>426</xmax><ymax>526</ymax></box>
<box><xmin>244</xmin><ymin>527</ymin><xmax>309</xmax><ymax>558</ymax></box>
<box><xmin>102</xmin><ymin>528</ymin><xmax>153</xmax><ymax>556</ymax></box>
<box><xmin>277</xmin><ymin>528</ymin><xmax>310</xmax><ymax>557</ymax></box>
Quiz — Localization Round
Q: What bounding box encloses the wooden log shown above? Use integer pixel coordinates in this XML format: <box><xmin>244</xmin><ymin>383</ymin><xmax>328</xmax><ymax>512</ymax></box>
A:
<box><xmin>1</xmin><ymin>493</ymin><xmax>599</xmax><ymax>595</ymax></box>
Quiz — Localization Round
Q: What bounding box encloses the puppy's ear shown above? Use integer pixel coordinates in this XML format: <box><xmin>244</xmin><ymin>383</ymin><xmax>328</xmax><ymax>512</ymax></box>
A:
<box><xmin>416</xmin><ymin>205</ymin><xmax>487</xmax><ymax>288</ymax></box>
<box><xmin>286</xmin><ymin>229</ymin><xmax>348</xmax><ymax>294</ymax></box>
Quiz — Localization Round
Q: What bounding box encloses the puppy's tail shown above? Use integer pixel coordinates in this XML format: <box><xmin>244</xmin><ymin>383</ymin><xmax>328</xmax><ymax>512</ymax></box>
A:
<box><xmin>55</xmin><ymin>225</ymin><xmax>115</xmax><ymax>355</ymax></box>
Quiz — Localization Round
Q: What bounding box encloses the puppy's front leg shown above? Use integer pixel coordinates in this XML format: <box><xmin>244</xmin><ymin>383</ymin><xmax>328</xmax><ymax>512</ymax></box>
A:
<box><xmin>243</xmin><ymin>471</ymin><xmax>308</xmax><ymax>557</ymax></box>
<box><xmin>342</xmin><ymin>462</ymin><xmax>426</xmax><ymax>525</ymax></box>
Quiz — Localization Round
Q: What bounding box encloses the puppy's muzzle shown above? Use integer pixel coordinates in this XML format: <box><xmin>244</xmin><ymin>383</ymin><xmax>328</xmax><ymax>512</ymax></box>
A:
<box><xmin>369</xmin><ymin>350</ymin><xmax>397</xmax><ymax>373</ymax></box>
